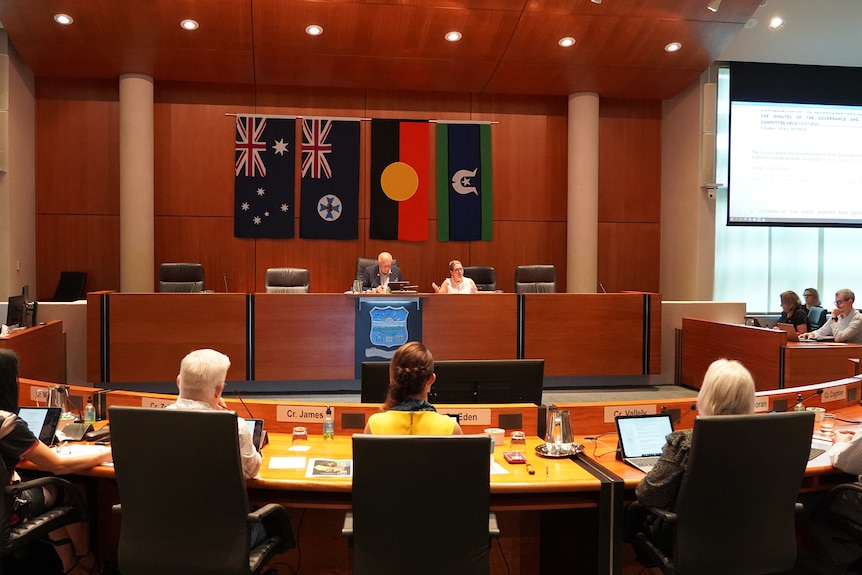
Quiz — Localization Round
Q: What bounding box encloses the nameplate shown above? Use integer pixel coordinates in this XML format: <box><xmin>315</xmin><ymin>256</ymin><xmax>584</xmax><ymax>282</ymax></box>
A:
<box><xmin>821</xmin><ymin>386</ymin><xmax>847</xmax><ymax>403</ymax></box>
<box><xmin>277</xmin><ymin>405</ymin><xmax>331</xmax><ymax>422</ymax></box>
<box><xmin>754</xmin><ymin>398</ymin><xmax>769</xmax><ymax>413</ymax></box>
<box><xmin>437</xmin><ymin>408</ymin><xmax>490</xmax><ymax>426</ymax></box>
<box><xmin>141</xmin><ymin>397</ymin><xmax>172</xmax><ymax>409</ymax></box>
<box><xmin>603</xmin><ymin>404</ymin><xmax>657</xmax><ymax>423</ymax></box>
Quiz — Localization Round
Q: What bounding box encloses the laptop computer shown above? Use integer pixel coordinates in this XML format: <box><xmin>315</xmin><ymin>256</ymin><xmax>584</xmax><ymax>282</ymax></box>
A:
<box><xmin>777</xmin><ymin>323</ymin><xmax>833</xmax><ymax>342</ymax></box>
<box><xmin>17</xmin><ymin>406</ymin><xmax>62</xmax><ymax>445</ymax></box>
<box><xmin>615</xmin><ymin>413</ymin><xmax>674</xmax><ymax>473</ymax></box>
<box><xmin>244</xmin><ymin>418</ymin><xmax>267</xmax><ymax>452</ymax></box>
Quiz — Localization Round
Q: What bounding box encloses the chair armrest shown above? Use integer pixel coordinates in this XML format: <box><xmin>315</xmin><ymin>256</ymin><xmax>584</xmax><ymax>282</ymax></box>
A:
<box><xmin>248</xmin><ymin>503</ymin><xmax>295</xmax><ymax>551</ymax></box>
<box><xmin>7</xmin><ymin>476</ymin><xmax>86</xmax><ymax>517</ymax></box>
<box><xmin>488</xmin><ymin>512</ymin><xmax>500</xmax><ymax>539</ymax></box>
<box><xmin>112</xmin><ymin>504</ymin><xmax>122</xmax><ymax>515</ymax></box>
<box><xmin>628</xmin><ymin>501</ymin><xmax>678</xmax><ymax>524</ymax></box>
<box><xmin>795</xmin><ymin>502</ymin><xmax>804</xmax><ymax>514</ymax></box>
<box><xmin>342</xmin><ymin>512</ymin><xmax>353</xmax><ymax>539</ymax></box>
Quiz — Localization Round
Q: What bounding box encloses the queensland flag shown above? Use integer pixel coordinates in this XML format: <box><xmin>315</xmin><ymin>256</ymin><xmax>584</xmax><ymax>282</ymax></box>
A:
<box><xmin>234</xmin><ymin>115</ymin><xmax>296</xmax><ymax>238</ymax></box>
<box><xmin>436</xmin><ymin>123</ymin><xmax>493</xmax><ymax>241</ymax></box>
<box><xmin>370</xmin><ymin>119</ymin><xmax>429</xmax><ymax>241</ymax></box>
<box><xmin>300</xmin><ymin>118</ymin><xmax>361</xmax><ymax>239</ymax></box>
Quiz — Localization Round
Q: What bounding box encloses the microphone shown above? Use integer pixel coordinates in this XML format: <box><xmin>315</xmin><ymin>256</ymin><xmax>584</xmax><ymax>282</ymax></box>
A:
<box><xmin>233</xmin><ymin>390</ymin><xmax>255</xmax><ymax>419</ymax></box>
<box><xmin>223</xmin><ymin>273</ymin><xmax>229</xmax><ymax>293</ymax></box>
<box><xmin>599</xmin><ymin>282</ymin><xmax>607</xmax><ymax>293</ymax></box>
<box><xmin>662</xmin><ymin>404</ymin><xmax>697</xmax><ymax>426</ymax></box>
<box><xmin>787</xmin><ymin>389</ymin><xmax>824</xmax><ymax>411</ymax></box>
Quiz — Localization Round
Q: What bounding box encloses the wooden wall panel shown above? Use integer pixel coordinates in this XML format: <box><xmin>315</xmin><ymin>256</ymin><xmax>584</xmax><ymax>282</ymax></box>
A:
<box><xmin>154</xmin><ymin>215</ymin><xmax>256</xmax><ymax>294</ymax></box>
<box><xmin>35</xmin><ymin>215</ymin><xmax>120</xmax><ymax>298</ymax></box>
<box><xmin>422</xmin><ymin>294</ymin><xmax>519</xmax><ymax>359</ymax></box>
<box><xmin>598</xmin><ymin>98</ymin><xmax>661</xmax><ymax>223</ymax></box>
<box><xmin>597</xmin><ymin>222</ymin><xmax>660</xmax><ymax>293</ymax></box>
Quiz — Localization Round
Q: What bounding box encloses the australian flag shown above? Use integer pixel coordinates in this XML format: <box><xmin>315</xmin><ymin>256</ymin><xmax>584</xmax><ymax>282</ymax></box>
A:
<box><xmin>300</xmin><ymin>118</ymin><xmax>360</xmax><ymax>239</ymax></box>
<box><xmin>234</xmin><ymin>115</ymin><xmax>296</xmax><ymax>238</ymax></box>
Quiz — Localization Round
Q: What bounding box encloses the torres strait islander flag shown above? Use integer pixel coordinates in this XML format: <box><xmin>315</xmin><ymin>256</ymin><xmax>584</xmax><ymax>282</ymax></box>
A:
<box><xmin>436</xmin><ymin>122</ymin><xmax>493</xmax><ymax>241</ymax></box>
<box><xmin>369</xmin><ymin>119</ymin><xmax>430</xmax><ymax>241</ymax></box>
<box><xmin>234</xmin><ymin>115</ymin><xmax>296</xmax><ymax>238</ymax></box>
<box><xmin>299</xmin><ymin>118</ymin><xmax>361</xmax><ymax>240</ymax></box>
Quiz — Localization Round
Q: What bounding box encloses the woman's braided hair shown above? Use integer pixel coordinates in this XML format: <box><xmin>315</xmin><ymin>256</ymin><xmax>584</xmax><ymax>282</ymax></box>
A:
<box><xmin>384</xmin><ymin>341</ymin><xmax>434</xmax><ymax>410</ymax></box>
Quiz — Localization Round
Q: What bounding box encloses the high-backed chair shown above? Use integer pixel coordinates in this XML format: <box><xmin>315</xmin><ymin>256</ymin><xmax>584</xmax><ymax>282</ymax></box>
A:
<box><xmin>109</xmin><ymin>406</ymin><xmax>294</xmax><ymax>575</ymax></box>
<box><xmin>463</xmin><ymin>266</ymin><xmax>497</xmax><ymax>292</ymax></box>
<box><xmin>805</xmin><ymin>481</ymin><xmax>862</xmax><ymax>570</ymax></box>
<box><xmin>629</xmin><ymin>411</ymin><xmax>814</xmax><ymax>575</ymax></box>
<box><xmin>158</xmin><ymin>263</ymin><xmax>205</xmax><ymax>292</ymax></box>
<box><xmin>344</xmin><ymin>434</ymin><xmax>499</xmax><ymax>575</ymax></box>
<box><xmin>514</xmin><ymin>265</ymin><xmax>556</xmax><ymax>293</ymax></box>
<box><xmin>264</xmin><ymin>268</ymin><xmax>310</xmax><ymax>293</ymax></box>
<box><xmin>355</xmin><ymin>257</ymin><xmax>398</xmax><ymax>282</ymax></box>
<box><xmin>49</xmin><ymin>271</ymin><xmax>88</xmax><ymax>301</ymax></box>
<box><xmin>808</xmin><ymin>306</ymin><xmax>828</xmax><ymax>330</ymax></box>
<box><xmin>1</xmin><ymin>459</ymin><xmax>87</xmax><ymax>562</ymax></box>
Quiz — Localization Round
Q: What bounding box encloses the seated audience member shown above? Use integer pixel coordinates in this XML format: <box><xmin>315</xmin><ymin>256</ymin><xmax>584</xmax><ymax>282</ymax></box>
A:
<box><xmin>364</xmin><ymin>342</ymin><xmax>463</xmax><ymax>435</ymax></box>
<box><xmin>827</xmin><ymin>427</ymin><xmax>862</xmax><ymax>474</ymax></box>
<box><xmin>804</xmin><ymin>287</ymin><xmax>822</xmax><ymax>312</ymax></box>
<box><xmin>774</xmin><ymin>290</ymin><xmax>809</xmax><ymax>334</ymax></box>
<box><xmin>362</xmin><ymin>251</ymin><xmax>402</xmax><ymax>293</ymax></box>
<box><xmin>0</xmin><ymin>349</ymin><xmax>112</xmax><ymax>575</ymax></box>
<box><xmin>624</xmin><ymin>358</ymin><xmax>756</xmax><ymax>570</ymax></box>
<box><xmin>432</xmin><ymin>259</ymin><xmax>477</xmax><ymax>294</ymax></box>
<box><xmin>801</xmin><ymin>288</ymin><xmax>862</xmax><ymax>343</ymax></box>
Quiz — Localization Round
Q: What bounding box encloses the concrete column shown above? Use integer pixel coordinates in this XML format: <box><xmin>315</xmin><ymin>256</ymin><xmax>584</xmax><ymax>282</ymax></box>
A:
<box><xmin>119</xmin><ymin>74</ymin><xmax>154</xmax><ymax>292</ymax></box>
<box><xmin>567</xmin><ymin>92</ymin><xmax>600</xmax><ymax>293</ymax></box>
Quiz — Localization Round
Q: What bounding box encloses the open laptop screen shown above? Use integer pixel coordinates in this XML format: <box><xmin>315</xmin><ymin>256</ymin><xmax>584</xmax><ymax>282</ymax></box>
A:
<box><xmin>615</xmin><ymin>414</ymin><xmax>674</xmax><ymax>458</ymax></box>
<box><xmin>17</xmin><ymin>406</ymin><xmax>62</xmax><ymax>445</ymax></box>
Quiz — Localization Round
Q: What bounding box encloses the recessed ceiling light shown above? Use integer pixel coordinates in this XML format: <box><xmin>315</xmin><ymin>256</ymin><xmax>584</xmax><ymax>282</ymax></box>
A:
<box><xmin>591</xmin><ymin>0</ymin><xmax>602</xmax><ymax>4</ymax></box>
<box><xmin>445</xmin><ymin>31</ymin><xmax>462</xmax><ymax>42</ymax></box>
<box><xmin>53</xmin><ymin>13</ymin><xmax>73</xmax><ymax>25</ymax></box>
<box><xmin>768</xmin><ymin>17</ymin><xmax>784</xmax><ymax>30</ymax></box>
<box><xmin>558</xmin><ymin>37</ymin><xmax>576</xmax><ymax>48</ymax></box>
<box><xmin>744</xmin><ymin>18</ymin><xmax>758</xmax><ymax>29</ymax></box>
<box><xmin>707</xmin><ymin>0</ymin><xmax>721</xmax><ymax>12</ymax></box>
<box><xmin>665</xmin><ymin>42</ymin><xmax>682</xmax><ymax>53</ymax></box>
<box><xmin>180</xmin><ymin>19</ymin><xmax>199</xmax><ymax>31</ymax></box>
<box><xmin>305</xmin><ymin>24</ymin><xmax>324</xmax><ymax>36</ymax></box>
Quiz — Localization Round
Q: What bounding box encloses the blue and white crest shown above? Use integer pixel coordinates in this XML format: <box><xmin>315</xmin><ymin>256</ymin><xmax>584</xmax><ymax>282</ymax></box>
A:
<box><xmin>368</xmin><ymin>306</ymin><xmax>409</xmax><ymax>349</ymax></box>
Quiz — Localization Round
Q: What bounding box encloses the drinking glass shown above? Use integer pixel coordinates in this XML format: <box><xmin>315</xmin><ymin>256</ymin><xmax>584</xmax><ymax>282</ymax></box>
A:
<box><xmin>820</xmin><ymin>414</ymin><xmax>835</xmax><ymax>437</ymax></box>
<box><xmin>509</xmin><ymin>431</ymin><xmax>527</xmax><ymax>453</ymax></box>
<box><xmin>292</xmin><ymin>426</ymin><xmax>309</xmax><ymax>444</ymax></box>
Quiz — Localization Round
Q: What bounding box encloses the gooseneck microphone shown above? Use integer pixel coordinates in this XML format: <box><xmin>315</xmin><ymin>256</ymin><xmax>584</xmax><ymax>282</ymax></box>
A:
<box><xmin>233</xmin><ymin>390</ymin><xmax>256</xmax><ymax>419</ymax></box>
<box><xmin>786</xmin><ymin>389</ymin><xmax>824</xmax><ymax>411</ymax></box>
<box><xmin>223</xmin><ymin>273</ymin><xmax>229</xmax><ymax>293</ymax></box>
<box><xmin>662</xmin><ymin>403</ymin><xmax>697</xmax><ymax>425</ymax></box>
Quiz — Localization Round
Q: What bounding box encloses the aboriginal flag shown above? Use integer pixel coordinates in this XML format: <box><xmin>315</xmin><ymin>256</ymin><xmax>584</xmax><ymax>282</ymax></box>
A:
<box><xmin>369</xmin><ymin>119</ymin><xmax>429</xmax><ymax>241</ymax></box>
<box><xmin>436</xmin><ymin>122</ymin><xmax>493</xmax><ymax>241</ymax></box>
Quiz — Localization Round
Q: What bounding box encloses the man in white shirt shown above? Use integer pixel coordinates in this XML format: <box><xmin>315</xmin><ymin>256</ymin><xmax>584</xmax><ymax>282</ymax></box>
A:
<box><xmin>167</xmin><ymin>348</ymin><xmax>261</xmax><ymax>479</ymax></box>
<box><xmin>801</xmin><ymin>288</ymin><xmax>862</xmax><ymax>344</ymax></box>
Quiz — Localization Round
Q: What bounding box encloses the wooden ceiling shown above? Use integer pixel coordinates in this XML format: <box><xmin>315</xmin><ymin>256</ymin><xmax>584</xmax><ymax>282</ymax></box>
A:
<box><xmin>0</xmin><ymin>0</ymin><xmax>763</xmax><ymax>99</ymax></box>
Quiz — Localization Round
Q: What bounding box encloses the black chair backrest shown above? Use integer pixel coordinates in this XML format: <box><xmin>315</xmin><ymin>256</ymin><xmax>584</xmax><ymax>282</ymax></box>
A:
<box><xmin>673</xmin><ymin>411</ymin><xmax>815</xmax><ymax>575</ymax></box>
<box><xmin>514</xmin><ymin>265</ymin><xmax>556</xmax><ymax>293</ymax></box>
<box><xmin>355</xmin><ymin>257</ymin><xmax>398</xmax><ymax>282</ymax></box>
<box><xmin>109</xmin><ymin>406</ymin><xmax>250</xmax><ymax>575</ymax></box>
<box><xmin>158</xmin><ymin>263</ymin><xmax>205</xmax><ymax>292</ymax></box>
<box><xmin>463</xmin><ymin>266</ymin><xmax>497</xmax><ymax>291</ymax></box>
<box><xmin>809</xmin><ymin>306</ymin><xmax>828</xmax><ymax>330</ymax></box>
<box><xmin>265</xmin><ymin>268</ymin><xmax>310</xmax><ymax>293</ymax></box>
<box><xmin>351</xmin><ymin>434</ymin><xmax>492</xmax><ymax>575</ymax></box>
<box><xmin>52</xmin><ymin>271</ymin><xmax>88</xmax><ymax>301</ymax></box>
<box><xmin>0</xmin><ymin>458</ymin><xmax>13</xmax><ymax>551</ymax></box>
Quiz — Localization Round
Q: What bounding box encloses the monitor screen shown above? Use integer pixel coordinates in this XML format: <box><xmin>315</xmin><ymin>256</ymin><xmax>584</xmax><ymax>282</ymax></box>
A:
<box><xmin>5</xmin><ymin>295</ymin><xmax>26</xmax><ymax>328</ymax></box>
<box><xmin>361</xmin><ymin>359</ymin><xmax>544</xmax><ymax>405</ymax></box>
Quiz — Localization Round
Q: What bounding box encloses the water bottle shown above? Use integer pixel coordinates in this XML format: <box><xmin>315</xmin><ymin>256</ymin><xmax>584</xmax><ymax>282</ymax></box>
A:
<box><xmin>323</xmin><ymin>405</ymin><xmax>335</xmax><ymax>440</ymax></box>
<box><xmin>793</xmin><ymin>393</ymin><xmax>805</xmax><ymax>412</ymax></box>
<box><xmin>83</xmin><ymin>395</ymin><xmax>96</xmax><ymax>425</ymax></box>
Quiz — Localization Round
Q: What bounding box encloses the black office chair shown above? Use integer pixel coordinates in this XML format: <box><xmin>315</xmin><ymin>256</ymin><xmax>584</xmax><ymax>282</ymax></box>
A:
<box><xmin>49</xmin><ymin>271</ymin><xmax>88</xmax><ymax>302</ymax></box>
<box><xmin>803</xmin><ymin>481</ymin><xmax>862</xmax><ymax>571</ymax></box>
<box><xmin>514</xmin><ymin>265</ymin><xmax>556</xmax><ymax>293</ymax></box>
<box><xmin>355</xmin><ymin>257</ymin><xmax>398</xmax><ymax>282</ymax></box>
<box><xmin>343</xmin><ymin>434</ymin><xmax>499</xmax><ymax>575</ymax></box>
<box><xmin>808</xmin><ymin>306</ymin><xmax>828</xmax><ymax>330</ymax></box>
<box><xmin>463</xmin><ymin>266</ymin><xmax>497</xmax><ymax>291</ymax></box>
<box><xmin>158</xmin><ymin>263</ymin><xmax>205</xmax><ymax>292</ymax></box>
<box><xmin>629</xmin><ymin>411</ymin><xmax>814</xmax><ymax>575</ymax></box>
<box><xmin>264</xmin><ymin>268</ymin><xmax>310</xmax><ymax>293</ymax></box>
<box><xmin>109</xmin><ymin>406</ymin><xmax>294</xmax><ymax>575</ymax></box>
<box><xmin>0</xmin><ymin>458</ymin><xmax>87</xmax><ymax>563</ymax></box>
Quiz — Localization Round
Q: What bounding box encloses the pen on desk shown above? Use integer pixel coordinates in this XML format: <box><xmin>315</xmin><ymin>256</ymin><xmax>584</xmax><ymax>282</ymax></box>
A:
<box><xmin>546</xmin><ymin>465</ymin><xmax>549</xmax><ymax>478</ymax></box>
<box><xmin>525</xmin><ymin>463</ymin><xmax>535</xmax><ymax>475</ymax></box>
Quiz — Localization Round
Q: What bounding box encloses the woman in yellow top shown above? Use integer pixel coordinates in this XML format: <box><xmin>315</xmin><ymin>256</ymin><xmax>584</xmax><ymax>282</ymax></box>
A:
<box><xmin>364</xmin><ymin>342</ymin><xmax>463</xmax><ymax>435</ymax></box>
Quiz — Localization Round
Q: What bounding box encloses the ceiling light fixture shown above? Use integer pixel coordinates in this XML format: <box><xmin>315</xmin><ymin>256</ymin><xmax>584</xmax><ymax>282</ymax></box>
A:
<box><xmin>558</xmin><ymin>37</ymin><xmax>576</xmax><ymax>48</ymax></box>
<box><xmin>445</xmin><ymin>31</ymin><xmax>462</xmax><ymax>42</ymax></box>
<box><xmin>707</xmin><ymin>0</ymin><xmax>721</xmax><ymax>12</ymax></box>
<box><xmin>664</xmin><ymin>42</ymin><xmax>682</xmax><ymax>53</ymax></box>
<box><xmin>180</xmin><ymin>19</ymin><xmax>199</xmax><ymax>31</ymax></box>
<box><xmin>768</xmin><ymin>16</ymin><xmax>784</xmax><ymax>30</ymax></box>
<box><xmin>591</xmin><ymin>0</ymin><xmax>602</xmax><ymax>4</ymax></box>
<box><xmin>305</xmin><ymin>24</ymin><xmax>324</xmax><ymax>36</ymax></box>
<box><xmin>53</xmin><ymin>13</ymin><xmax>73</xmax><ymax>25</ymax></box>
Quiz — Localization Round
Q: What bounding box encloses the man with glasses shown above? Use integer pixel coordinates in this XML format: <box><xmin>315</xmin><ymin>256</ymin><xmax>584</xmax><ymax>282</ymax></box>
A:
<box><xmin>800</xmin><ymin>289</ymin><xmax>862</xmax><ymax>343</ymax></box>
